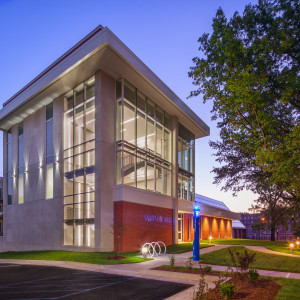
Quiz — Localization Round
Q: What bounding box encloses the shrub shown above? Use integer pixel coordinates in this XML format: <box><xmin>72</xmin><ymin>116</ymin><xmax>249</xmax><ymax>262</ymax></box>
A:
<box><xmin>248</xmin><ymin>269</ymin><xmax>259</xmax><ymax>281</ymax></box>
<box><xmin>228</xmin><ymin>248</ymin><xmax>256</xmax><ymax>276</ymax></box>
<box><xmin>199</xmin><ymin>263</ymin><xmax>212</xmax><ymax>274</ymax></box>
<box><xmin>219</xmin><ymin>283</ymin><xmax>235</xmax><ymax>299</ymax></box>
<box><xmin>193</xmin><ymin>271</ymin><xmax>209</xmax><ymax>300</ymax></box>
<box><xmin>204</xmin><ymin>265</ymin><xmax>212</xmax><ymax>273</ymax></box>
<box><xmin>169</xmin><ymin>254</ymin><xmax>175</xmax><ymax>269</ymax></box>
<box><xmin>185</xmin><ymin>257</ymin><xmax>193</xmax><ymax>270</ymax></box>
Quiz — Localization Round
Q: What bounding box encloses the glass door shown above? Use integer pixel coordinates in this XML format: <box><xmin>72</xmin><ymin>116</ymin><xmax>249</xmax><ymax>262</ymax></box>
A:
<box><xmin>178</xmin><ymin>213</ymin><xmax>184</xmax><ymax>242</ymax></box>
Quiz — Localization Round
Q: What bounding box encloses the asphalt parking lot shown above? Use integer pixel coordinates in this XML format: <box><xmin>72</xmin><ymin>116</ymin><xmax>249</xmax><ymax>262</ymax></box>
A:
<box><xmin>0</xmin><ymin>263</ymin><xmax>192</xmax><ymax>300</ymax></box>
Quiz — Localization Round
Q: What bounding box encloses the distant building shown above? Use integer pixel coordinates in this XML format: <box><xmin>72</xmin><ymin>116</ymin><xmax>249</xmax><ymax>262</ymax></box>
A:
<box><xmin>232</xmin><ymin>220</ymin><xmax>247</xmax><ymax>239</ymax></box>
<box><xmin>195</xmin><ymin>194</ymin><xmax>240</xmax><ymax>240</ymax></box>
<box><xmin>240</xmin><ymin>213</ymin><xmax>295</xmax><ymax>241</ymax></box>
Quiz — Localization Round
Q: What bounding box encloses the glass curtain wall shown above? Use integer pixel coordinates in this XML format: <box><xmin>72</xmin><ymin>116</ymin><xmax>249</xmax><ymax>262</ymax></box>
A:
<box><xmin>46</xmin><ymin>103</ymin><xmax>54</xmax><ymax>199</ymax></box>
<box><xmin>7</xmin><ymin>129</ymin><xmax>12</xmax><ymax>205</ymax></box>
<box><xmin>18</xmin><ymin>122</ymin><xmax>24</xmax><ymax>204</ymax></box>
<box><xmin>63</xmin><ymin>77</ymin><xmax>95</xmax><ymax>247</ymax></box>
<box><xmin>178</xmin><ymin>124</ymin><xmax>195</xmax><ymax>201</ymax></box>
<box><xmin>116</xmin><ymin>79</ymin><xmax>172</xmax><ymax>196</ymax></box>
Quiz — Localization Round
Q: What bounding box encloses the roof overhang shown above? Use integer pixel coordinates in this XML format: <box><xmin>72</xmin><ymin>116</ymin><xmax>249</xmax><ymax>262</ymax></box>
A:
<box><xmin>0</xmin><ymin>26</ymin><xmax>209</xmax><ymax>138</ymax></box>
<box><xmin>199</xmin><ymin>204</ymin><xmax>241</xmax><ymax>220</ymax></box>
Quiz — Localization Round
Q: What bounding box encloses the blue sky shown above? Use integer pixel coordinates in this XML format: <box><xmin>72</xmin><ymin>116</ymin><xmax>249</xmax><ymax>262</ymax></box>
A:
<box><xmin>0</xmin><ymin>0</ymin><xmax>258</xmax><ymax>212</ymax></box>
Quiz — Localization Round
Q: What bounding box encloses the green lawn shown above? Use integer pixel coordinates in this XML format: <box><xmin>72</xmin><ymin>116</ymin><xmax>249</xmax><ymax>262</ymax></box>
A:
<box><xmin>200</xmin><ymin>246</ymin><xmax>300</xmax><ymax>273</ymax></box>
<box><xmin>271</xmin><ymin>277</ymin><xmax>300</xmax><ymax>299</ymax></box>
<box><xmin>0</xmin><ymin>250</ymin><xmax>151</xmax><ymax>265</ymax></box>
<box><xmin>166</xmin><ymin>242</ymin><xmax>213</xmax><ymax>254</ymax></box>
<box><xmin>201</xmin><ymin>238</ymin><xmax>300</xmax><ymax>255</ymax></box>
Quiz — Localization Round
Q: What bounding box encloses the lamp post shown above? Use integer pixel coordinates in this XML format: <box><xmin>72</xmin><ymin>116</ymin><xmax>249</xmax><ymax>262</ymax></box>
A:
<box><xmin>290</xmin><ymin>243</ymin><xmax>294</xmax><ymax>254</ymax></box>
<box><xmin>209</xmin><ymin>236</ymin><xmax>212</xmax><ymax>243</ymax></box>
<box><xmin>296</xmin><ymin>241</ymin><xmax>299</xmax><ymax>249</ymax></box>
<box><xmin>193</xmin><ymin>205</ymin><xmax>200</xmax><ymax>261</ymax></box>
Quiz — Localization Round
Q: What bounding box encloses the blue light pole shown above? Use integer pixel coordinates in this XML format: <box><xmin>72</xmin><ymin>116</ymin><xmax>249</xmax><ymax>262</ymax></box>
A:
<box><xmin>193</xmin><ymin>205</ymin><xmax>200</xmax><ymax>261</ymax></box>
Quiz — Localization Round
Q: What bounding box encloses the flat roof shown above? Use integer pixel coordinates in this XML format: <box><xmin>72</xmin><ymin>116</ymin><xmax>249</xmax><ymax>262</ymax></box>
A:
<box><xmin>0</xmin><ymin>25</ymin><xmax>210</xmax><ymax>138</ymax></box>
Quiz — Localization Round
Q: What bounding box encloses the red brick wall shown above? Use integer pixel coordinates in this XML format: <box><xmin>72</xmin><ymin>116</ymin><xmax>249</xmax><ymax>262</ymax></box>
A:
<box><xmin>219</xmin><ymin>219</ymin><xmax>226</xmax><ymax>239</ymax></box>
<box><xmin>201</xmin><ymin>216</ymin><xmax>210</xmax><ymax>240</ymax></box>
<box><xmin>226</xmin><ymin>219</ymin><xmax>232</xmax><ymax>238</ymax></box>
<box><xmin>114</xmin><ymin>201</ymin><xmax>173</xmax><ymax>252</ymax></box>
<box><xmin>183</xmin><ymin>214</ymin><xmax>188</xmax><ymax>242</ymax></box>
<box><xmin>211</xmin><ymin>218</ymin><xmax>219</xmax><ymax>239</ymax></box>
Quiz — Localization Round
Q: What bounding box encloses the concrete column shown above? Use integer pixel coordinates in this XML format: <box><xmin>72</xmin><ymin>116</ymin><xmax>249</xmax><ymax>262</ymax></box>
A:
<box><xmin>53</xmin><ymin>95</ymin><xmax>64</xmax><ymax>247</ymax></box>
<box><xmin>95</xmin><ymin>70</ymin><xmax>115</xmax><ymax>252</ymax></box>
<box><xmin>171</xmin><ymin>116</ymin><xmax>178</xmax><ymax>244</ymax></box>
<box><xmin>218</xmin><ymin>218</ymin><xmax>220</xmax><ymax>239</ymax></box>
<box><xmin>224</xmin><ymin>219</ymin><xmax>227</xmax><ymax>238</ymax></box>
<box><xmin>209</xmin><ymin>217</ymin><xmax>212</xmax><ymax>236</ymax></box>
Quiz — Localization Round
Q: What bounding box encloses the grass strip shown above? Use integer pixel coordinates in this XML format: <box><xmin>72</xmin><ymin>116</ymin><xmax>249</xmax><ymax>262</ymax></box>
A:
<box><xmin>200</xmin><ymin>246</ymin><xmax>300</xmax><ymax>273</ymax></box>
<box><xmin>0</xmin><ymin>250</ymin><xmax>151</xmax><ymax>265</ymax></box>
<box><xmin>166</xmin><ymin>243</ymin><xmax>213</xmax><ymax>254</ymax></box>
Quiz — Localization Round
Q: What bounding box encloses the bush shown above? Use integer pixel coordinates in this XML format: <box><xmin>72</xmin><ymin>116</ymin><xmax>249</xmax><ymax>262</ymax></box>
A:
<box><xmin>169</xmin><ymin>254</ymin><xmax>175</xmax><ymax>269</ymax></box>
<box><xmin>204</xmin><ymin>265</ymin><xmax>212</xmax><ymax>273</ymax></box>
<box><xmin>248</xmin><ymin>269</ymin><xmax>259</xmax><ymax>281</ymax></box>
<box><xmin>219</xmin><ymin>283</ymin><xmax>235</xmax><ymax>299</ymax></box>
<box><xmin>228</xmin><ymin>248</ymin><xmax>256</xmax><ymax>276</ymax></box>
<box><xmin>185</xmin><ymin>257</ymin><xmax>193</xmax><ymax>270</ymax></box>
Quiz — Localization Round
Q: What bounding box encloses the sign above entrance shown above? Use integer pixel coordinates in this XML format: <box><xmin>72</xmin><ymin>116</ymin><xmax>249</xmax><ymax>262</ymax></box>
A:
<box><xmin>144</xmin><ymin>214</ymin><xmax>172</xmax><ymax>223</ymax></box>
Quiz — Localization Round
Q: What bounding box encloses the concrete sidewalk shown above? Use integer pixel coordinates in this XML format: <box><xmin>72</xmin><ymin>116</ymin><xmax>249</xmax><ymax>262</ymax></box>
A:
<box><xmin>0</xmin><ymin>244</ymin><xmax>299</xmax><ymax>299</ymax></box>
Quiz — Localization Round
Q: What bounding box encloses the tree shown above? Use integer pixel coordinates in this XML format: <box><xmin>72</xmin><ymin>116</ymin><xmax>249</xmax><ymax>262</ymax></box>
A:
<box><xmin>189</xmin><ymin>0</ymin><xmax>299</xmax><ymax>201</ymax></box>
<box><xmin>250</xmin><ymin>184</ymin><xmax>295</xmax><ymax>241</ymax></box>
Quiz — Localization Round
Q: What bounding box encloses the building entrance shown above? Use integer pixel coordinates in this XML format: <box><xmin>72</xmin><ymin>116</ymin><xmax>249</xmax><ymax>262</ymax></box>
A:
<box><xmin>178</xmin><ymin>213</ymin><xmax>184</xmax><ymax>242</ymax></box>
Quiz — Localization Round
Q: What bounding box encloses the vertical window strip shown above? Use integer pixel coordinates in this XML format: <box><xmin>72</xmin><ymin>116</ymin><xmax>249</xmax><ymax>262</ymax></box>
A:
<box><xmin>7</xmin><ymin>129</ymin><xmax>12</xmax><ymax>205</ymax></box>
<box><xmin>18</xmin><ymin>122</ymin><xmax>24</xmax><ymax>204</ymax></box>
<box><xmin>46</xmin><ymin>103</ymin><xmax>54</xmax><ymax>199</ymax></box>
<box><xmin>63</xmin><ymin>77</ymin><xmax>96</xmax><ymax>247</ymax></box>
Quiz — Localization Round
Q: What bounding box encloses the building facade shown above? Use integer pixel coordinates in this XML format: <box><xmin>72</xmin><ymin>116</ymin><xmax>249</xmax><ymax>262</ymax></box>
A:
<box><xmin>240</xmin><ymin>213</ymin><xmax>295</xmax><ymax>241</ymax></box>
<box><xmin>0</xmin><ymin>26</ymin><xmax>237</xmax><ymax>253</ymax></box>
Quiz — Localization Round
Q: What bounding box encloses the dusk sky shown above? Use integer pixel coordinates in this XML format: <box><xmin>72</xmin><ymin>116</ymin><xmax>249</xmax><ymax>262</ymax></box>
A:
<box><xmin>0</xmin><ymin>0</ymin><xmax>259</xmax><ymax>212</ymax></box>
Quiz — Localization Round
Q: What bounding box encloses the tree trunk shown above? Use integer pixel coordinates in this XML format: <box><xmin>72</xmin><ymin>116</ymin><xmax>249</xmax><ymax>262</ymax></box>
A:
<box><xmin>270</xmin><ymin>226</ymin><xmax>276</xmax><ymax>241</ymax></box>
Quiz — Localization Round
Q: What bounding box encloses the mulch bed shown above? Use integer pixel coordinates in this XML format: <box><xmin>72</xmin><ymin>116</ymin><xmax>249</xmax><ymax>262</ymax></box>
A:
<box><xmin>107</xmin><ymin>255</ymin><xmax>127</xmax><ymax>260</ymax></box>
<box><xmin>207</xmin><ymin>278</ymin><xmax>281</xmax><ymax>300</ymax></box>
<box><xmin>152</xmin><ymin>266</ymin><xmax>282</xmax><ymax>299</ymax></box>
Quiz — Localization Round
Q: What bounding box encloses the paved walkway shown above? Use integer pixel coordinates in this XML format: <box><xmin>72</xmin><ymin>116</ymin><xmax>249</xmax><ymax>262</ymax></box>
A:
<box><xmin>0</xmin><ymin>244</ymin><xmax>299</xmax><ymax>299</ymax></box>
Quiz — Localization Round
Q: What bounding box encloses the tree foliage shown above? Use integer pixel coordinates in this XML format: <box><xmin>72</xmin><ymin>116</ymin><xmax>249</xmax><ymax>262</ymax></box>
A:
<box><xmin>189</xmin><ymin>0</ymin><xmax>300</xmax><ymax>199</ymax></box>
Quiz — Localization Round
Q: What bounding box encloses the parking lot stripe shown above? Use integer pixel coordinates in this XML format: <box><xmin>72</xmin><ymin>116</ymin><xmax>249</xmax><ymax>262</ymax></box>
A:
<box><xmin>0</xmin><ymin>289</ymin><xmax>82</xmax><ymax>294</ymax></box>
<box><xmin>53</xmin><ymin>277</ymin><xmax>137</xmax><ymax>300</ymax></box>
<box><xmin>0</xmin><ymin>271</ymin><xmax>92</xmax><ymax>288</ymax></box>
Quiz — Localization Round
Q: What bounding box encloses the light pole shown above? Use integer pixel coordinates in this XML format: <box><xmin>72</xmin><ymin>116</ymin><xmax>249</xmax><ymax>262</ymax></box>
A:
<box><xmin>193</xmin><ymin>205</ymin><xmax>200</xmax><ymax>261</ymax></box>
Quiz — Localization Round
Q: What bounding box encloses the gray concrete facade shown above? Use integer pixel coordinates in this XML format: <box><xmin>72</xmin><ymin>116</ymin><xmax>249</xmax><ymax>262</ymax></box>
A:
<box><xmin>0</xmin><ymin>26</ymin><xmax>211</xmax><ymax>252</ymax></box>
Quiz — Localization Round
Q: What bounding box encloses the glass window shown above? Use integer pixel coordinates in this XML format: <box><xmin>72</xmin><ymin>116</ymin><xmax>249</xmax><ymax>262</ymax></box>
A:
<box><xmin>146</xmin><ymin>117</ymin><xmax>155</xmax><ymax>153</ymax></box>
<box><xmin>63</xmin><ymin>77</ymin><xmax>96</xmax><ymax>247</ymax></box>
<box><xmin>136</xmin><ymin>111</ymin><xmax>146</xmax><ymax>149</ymax></box>
<box><xmin>123</xmin><ymin>101</ymin><xmax>136</xmax><ymax>144</ymax></box>
<box><xmin>124</xmin><ymin>80</ymin><xmax>136</xmax><ymax>105</ymax></box>
<box><xmin>146</xmin><ymin>98</ymin><xmax>155</xmax><ymax>118</ymax></box>
<box><xmin>7</xmin><ymin>129</ymin><xmax>12</xmax><ymax>205</ymax></box>
<box><xmin>156</xmin><ymin>124</ymin><xmax>163</xmax><ymax>157</ymax></box>
<box><xmin>116</xmin><ymin>79</ymin><xmax>172</xmax><ymax>197</ymax></box>
<box><xmin>136</xmin><ymin>156</ymin><xmax>146</xmax><ymax>190</ymax></box>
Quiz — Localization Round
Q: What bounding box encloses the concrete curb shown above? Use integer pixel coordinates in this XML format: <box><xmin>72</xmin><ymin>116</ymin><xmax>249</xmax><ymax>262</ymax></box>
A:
<box><xmin>142</xmin><ymin>269</ymin><xmax>219</xmax><ymax>283</ymax></box>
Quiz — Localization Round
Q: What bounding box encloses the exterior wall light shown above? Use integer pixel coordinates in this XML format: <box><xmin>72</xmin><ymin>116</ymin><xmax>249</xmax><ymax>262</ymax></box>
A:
<box><xmin>142</xmin><ymin>247</ymin><xmax>148</xmax><ymax>258</ymax></box>
<box><xmin>290</xmin><ymin>243</ymin><xmax>294</xmax><ymax>253</ymax></box>
<box><xmin>209</xmin><ymin>236</ymin><xmax>213</xmax><ymax>243</ymax></box>
<box><xmin>296</xmin><ymin>241</ymin><xmax>299</xmax><ymax>248</ymax></box>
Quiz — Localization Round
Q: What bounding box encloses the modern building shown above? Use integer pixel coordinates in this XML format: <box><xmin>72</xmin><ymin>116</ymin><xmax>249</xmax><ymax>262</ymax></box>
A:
<box><xmin>0</xmin><ymin>25</ymin><xmax>237</xmax><ymax>253</ymax></box>
<box><xmin>240</xmin><ymin>213</ymin><xmax>295</xmax><ymax>241</ymax></box>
